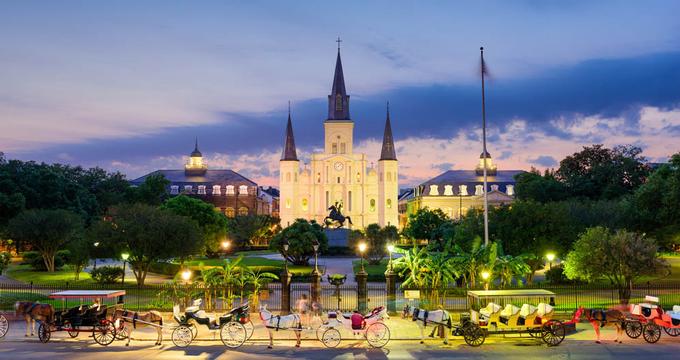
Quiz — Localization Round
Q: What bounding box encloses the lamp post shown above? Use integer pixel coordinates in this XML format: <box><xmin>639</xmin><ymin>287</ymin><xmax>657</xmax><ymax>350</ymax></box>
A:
<box><xmin>385</xmin><ymin>244</ymin><xmax>397</xmax><ymax>314</ymax></box>
<box><xmin>221</xmin><ymin>240</ymin><xmax>231</xmax><ymax>258</ymax></box>
<box><xmin>93</xmin><ymin>242</ymin><xmax>99</xmax><ymax>270</ymax></box>
<box><xmin>121</xmin><ymin>252</ymin><xmax>130</xmax><ymax>285</ymax></box>
<box><xmin>358</xmin><ymin>242</ymin><xmax>367</xmax><ymax>274</ymax></box>
<box><xmin>387</xmin><ymin>244</ymin><xmax>395</xmax><ymax>273</ymax></box>
<box><xmin>282</xmin><ymin>238</ymin><xmax>290</xmax><ymax>273</ymax></box>
<box><xmin>280</xmin><ymin>238</ymin><xmax>292</xmax><ymax>314</ymax></box>
<box><xmin>181</xmin><ymin>269</ymin><xmax>192</xmax><ymax>283</ymax></box>
<box><xmin>312</xmin><ymin>238</ymin><xmax>320</xmax><ymax>275</ymax></box>
<box><xmin>311</xmin><ymin>238</ymin><xmax>321</xmax><ymax>305</ymax></box>
<box><xmin>481</xmin><ymin>270</ymin><xmax>490</xmax><ymax>291</ymax></box>
<box><xmin>546</xmin><ymin>253</ymin><xmax>556</xmax><ymax>270</ymax></box>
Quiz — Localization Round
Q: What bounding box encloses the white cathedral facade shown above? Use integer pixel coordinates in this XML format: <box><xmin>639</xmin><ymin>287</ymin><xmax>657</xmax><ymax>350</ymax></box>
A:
<box><xmin>279</xmin><ymin>48</ymin><xmax>399</xmax><ymax>229</ymax></box>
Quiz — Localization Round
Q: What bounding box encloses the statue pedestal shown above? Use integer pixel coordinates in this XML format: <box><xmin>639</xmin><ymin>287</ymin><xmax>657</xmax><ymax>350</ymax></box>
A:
<box><xmin>324</xmin><ymin>228</ymin><xmax>351</xmax><ymax>248</ymax></box>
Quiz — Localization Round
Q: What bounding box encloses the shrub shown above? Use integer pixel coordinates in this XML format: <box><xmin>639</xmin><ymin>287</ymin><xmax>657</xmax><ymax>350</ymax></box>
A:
<box><xmin>91</xmin><ymin>266</ymin><xmax>125</xmax><ymax>284</ymax></box>
<box><xmin>30</xmin><ymin>254</ymin><xmax>65</xmax><ymax>271</ymax></box>
<box><xmin>20</xmin><ymin>251</ymin><xmax>41</xmax><ymax>265</ymax></box>
<box><xmin>149</xmin><ymin>261</ymin><xmax>181</xmax><ymax>276</ymax></box>
<box><xmin>0</xmin><ymin>251</ymin><xmax>11</xmax><ymax>274</ymax></box>
<box><xmin>545</xmin><ymin>265</ymin><xmax>571</xmax><ymax>284</ymax></box>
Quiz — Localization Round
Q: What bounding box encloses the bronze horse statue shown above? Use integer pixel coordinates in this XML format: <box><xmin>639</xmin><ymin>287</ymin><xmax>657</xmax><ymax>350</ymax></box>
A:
<box><xmin>324</xmin><ymin>204</ymin><xmax>352</xmax><ymax>228</ymax></box>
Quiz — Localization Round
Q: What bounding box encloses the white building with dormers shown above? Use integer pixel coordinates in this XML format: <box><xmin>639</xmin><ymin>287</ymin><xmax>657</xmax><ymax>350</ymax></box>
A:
<box><xmin>278</xmin><ymin>48</ymin><xmax>399</xmax><ymax>229</ymax></box>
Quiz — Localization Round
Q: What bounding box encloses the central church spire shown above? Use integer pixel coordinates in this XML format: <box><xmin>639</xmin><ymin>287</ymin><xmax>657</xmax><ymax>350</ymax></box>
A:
<box><xmin>328</xmin><ymin>40</ymin><xmax>350</xmax><ymax>121</ymax></box>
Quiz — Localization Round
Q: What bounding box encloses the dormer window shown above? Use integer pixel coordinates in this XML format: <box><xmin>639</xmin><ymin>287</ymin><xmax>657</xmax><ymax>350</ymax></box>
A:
<box><xmin>226</xmin><ymin>185</ymin><xmax>235</xmax><ymax>195</ymax></box>
<box><xmin>197</xmin><ymin>185</ymin><xmax>206</xmax><ymax>195</ymax></box>
<box><xmin>444</xmin><ymin>185</ymin><xmax>454</xmax><ymax>196</ymax></box>
<box><xmin>429</xmin><ymin>185</ymin><xmax>439</xmax><ymax>196</ymax></box>
<box><xmin>170</xmin><ymin>185</ymin><xmax>179</xmax><ymax>195</ymax></box>
<box><xmin>212</xmin><ymin>185</ymin><xmax>221</xmax><ymax>195</ymax></box>
<box><xmin>506</xmin><ymin>185</ymin><xmax>515</xmax><ymax>196</ymax></box>
<box><xmin>459</xmin><ymin>185</ymin><xmax>468</xmax><ymax>196</ymax></box>
<box><xmin>239</xmin><ymin>185</ymin><xmax>248</xmax><ymax>195</ymax></box>
<box><xmin>184</xmin><ymin>185</ymin><xmax>193</xmax><ymax>193</ymax></box>
<box><xmin>475</xmin><ymin>185</ymin><xmax>484</xmax><ymax>196</ymax></box>
<box><xmin>491</xmin><ymin>184</ymin><xmax>499</xmax><ymax>192</ymax></box>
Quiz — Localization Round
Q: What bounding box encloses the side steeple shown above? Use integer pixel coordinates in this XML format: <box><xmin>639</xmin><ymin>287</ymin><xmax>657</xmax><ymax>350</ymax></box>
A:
<box><xmin>328</xmin><ymin>38</ymin><xmax>350</xmax><ymax>121</ymax></box>
<box><xmin>281</xmin><ymin>103</ymin><xmax>298</xmax><ymax>161</ymax></box>
<box><xmin>379</xmin><ymin>102</ymin><xmax>397</xmax><ymax>161</ymax></box>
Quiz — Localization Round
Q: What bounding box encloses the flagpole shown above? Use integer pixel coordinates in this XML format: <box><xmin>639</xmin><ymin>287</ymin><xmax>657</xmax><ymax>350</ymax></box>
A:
<box><xmin>480</xmin><ymin>46</ymin><xmax>489</xmax><ymax>247</ymax></box>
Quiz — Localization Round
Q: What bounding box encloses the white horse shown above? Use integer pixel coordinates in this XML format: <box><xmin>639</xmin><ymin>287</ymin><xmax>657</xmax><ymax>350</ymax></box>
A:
<box><xmin>112</xmin><ymin>309</ymin><xmax>164</xmax><ymax>346</ymax></box>
<box><xmin>259</xmin><ymin>304</ymin><xmax>302</xmax><ymax>349</ymax></box>
<box><xmin>406</xmin><ymin>305</ymin><xmax>451</xmax><ymax>345</ymax></box>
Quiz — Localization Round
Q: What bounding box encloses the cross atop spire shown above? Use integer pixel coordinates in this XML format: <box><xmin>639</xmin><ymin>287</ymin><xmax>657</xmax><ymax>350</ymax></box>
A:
<box><xmin>191</xmin><ymin>137</ymin><xmax>202</xmax><ymax>157</ymax></box>
<box><xmin>336</xmin><ymin>36</ymin><xmax>342</xmax><ymax>51</ymax></box>
<box><xmin>379</xmin><ymin>101</ymin><xmax>397</xmax><ymax>161</ymax></box>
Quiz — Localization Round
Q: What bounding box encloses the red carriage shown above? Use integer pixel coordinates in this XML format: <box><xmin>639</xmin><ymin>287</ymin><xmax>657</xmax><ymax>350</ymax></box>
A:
<box><xmin>625</xmin><ymin>295</ymin><xmax>680</xmax><ymax>343</ymax></box>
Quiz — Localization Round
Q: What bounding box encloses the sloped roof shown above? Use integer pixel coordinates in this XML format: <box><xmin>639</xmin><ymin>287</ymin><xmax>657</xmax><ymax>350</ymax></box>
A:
<box><xmin>130</xmin><ymin>169</ymin><xmax>257</xmax><ymax>186</ymax></box>
<box><xmin>418</xmin><ymin>170</ymin><xmax>524</xmax><ymax>196</ymax></box>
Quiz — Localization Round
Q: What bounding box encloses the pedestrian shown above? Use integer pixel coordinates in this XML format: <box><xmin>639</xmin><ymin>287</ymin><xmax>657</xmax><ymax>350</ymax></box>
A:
<box><xmin>350</xmin><ymin>309</ymin><xmax>365</xmax><ymax>336</ymax></box>
<box><xmin>311</xmin><ymin>301</ymin><xmax>323</xmax><ymax>325</ymax></box>
<box><xmin>295</xmin><ymin>294</ymin><xmax>310</xmax><ymax>326</ymax></box>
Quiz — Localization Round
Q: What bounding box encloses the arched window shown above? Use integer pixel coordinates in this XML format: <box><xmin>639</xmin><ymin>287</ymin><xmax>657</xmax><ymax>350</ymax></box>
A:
<box><xmin>170</xmin><ymin>185</ymin><xmax>179</xmax><ymax>195</ymax></box>
<box><xmin>238</xmin><ymin>207</ymin><xmax>249</xmax><ymax>216</ymax></box>
<box><xmin>444</xmin><ymin>185</ymin><xmax>453</xmax><ymax>196</ymax></box>
<box><xmin>386</xmin><ymin>199</ymin><xmax>392</xmax><ymax>209</ymax></box>
<box><xmin>212</xmin><ymin>185</ymin><xmax>221</xmax><ymax>195</ymax></box>
<box><xmin>226</xmin><ymin>185</ymin><xmax>235</xmax><ymax>195</ymax></box>
<box><xmin>286</xmin><ymin>172</ymin><xmax>291</xmax><ymax>182</ymax></box>
<box><xmin>506</xmin><ymin>185</ymin><xmax>515</xmax><ymax>196</ymax></box>
<box><xmin>459</xmin><ymin>185</ymin><xmax>468</xmax><ymax>196</ymax></box>
<box><xmin>386</xmin><ymin>172</ymin><xmax>392</xmax><ymax>182</ymax></box>
<box><xmin>317</xmin><ymin>172</ymin><xmax>321</xmax><ymax>183</ymax></box>
<box><xmin>356</xmin><ymin>172</ymin><xmax>361</xmax><ymax>183</ymax></box>
<box><xmin>285</xmin><ymin>199</ymin><xmax>291</xmax><ymax>209</ymax></box>
<box><xmin>301</xmin><ymin>198</ymin><xmax>308</xmax><ymax>211</ymax></box>
<box><xmin>429</xmin><ymin>185</ymin><xmax>439</xmax><ymax>196</ymax></box>
<box><xmin>197</xmin><ymin>185</ymin><xmax>206</xmax><ymax>195</ymax></box>
<box><xmin>340</xmin><ymin>143</ymin><xmax>346</xmax><ymax>154</ymax></box>
<box><xmin>369</xmin><ymin>199</ymin><xmax>376</xmax><ymax>212</ymax></box>
<box><xmin>475</xmin><ymin>185</ymin><xmax>484</xmax><ymax>196</ymax></box>
<box><xmin>332</xmin><ymin>143</ymin><xmax>338</xmax><ymax>154</ymax></box>
<box><xmin>239</xmin><ymin>185</ymin><xmax>248</xmax><ymax>195</ymax></box>
<box><xmin>225</xmin><ymin>207</ymin><xmax>235</xmax><ymax>218</ymax></box>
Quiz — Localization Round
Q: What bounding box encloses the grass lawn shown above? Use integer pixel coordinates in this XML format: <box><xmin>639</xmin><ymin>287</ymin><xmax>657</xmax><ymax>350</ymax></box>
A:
<box><xmin>183</xmin><ymin>256</ymin><xmax>319</xmax><ymax>275</ymax></box>
<box><xmin>5</xmin><ymin>263</ymin><xmax>94</xmax><ymax>284</ymax></box>
<box><xmin>351</xmin><ymin>259</ymin><xmax>394</xmax><ymax>279</ymax></box>
<box><xmin>636</xmin><ymin>256</ymin><xmax>680</xmax><ymax>283</ymax></box>
<box><xmin>234</xmin><ymin>249</ymin><xmax>277</xmax><ymax>256</ymax></box>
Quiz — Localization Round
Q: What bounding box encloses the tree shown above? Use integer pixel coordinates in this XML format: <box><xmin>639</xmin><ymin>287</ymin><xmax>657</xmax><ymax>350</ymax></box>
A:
<box><xmin>65</xmin><ymin>232</ymin><xmax>92</xmax><ymax>280</ymax></box>
<box><xmin>348</xmin><ymin>224</ymin><xmax>399</xmax><ymax>265</ymax></box>
<box><xmin>126</xmin><ymin>173</ymin><xmax>170</xmax><ymax>206</ymax></box>
<box><xmin>226</xmin><ymin>215</ymin><xmax>280</xmax><ymax>248</ymax></box>
<box><xmin>269</xmin><ymin>219</ymin><xmax>328</xmax><ymax>266</ymax></box>
<box><xmin>557</xmin><ymin>144</ymin><xmax>650</xmax><ymax>200</ymax></box>
<box><xmin>90</xmin><ymin>204</ymin><xmax>202</xmax><ymax>285</ymax></box>
<box><xmin>403</xmin><ymin>208</ymin><xmax>452</xmax><ymax>248</ymax></box>
<box><xmin>563</xmin><ymin>227</ymin><xmax>668</xmax><ymax>303</ymax></box>
<box><xmin>161</xmin><ymin>195</ymin><xmax>228</xmax><ymax>253</ymax></box>
<box><xmin>8</xmin><ymin>209</ymin><xmax>83</xmax><ymax>272</ymax></box>
<box><xmin>514</xmin><ymin>168</ymin><xmax>568</xmax><ymax>203</ymax></box>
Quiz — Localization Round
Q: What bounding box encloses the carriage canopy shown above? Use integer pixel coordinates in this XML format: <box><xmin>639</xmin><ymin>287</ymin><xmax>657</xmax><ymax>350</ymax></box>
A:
<box><xmin>467</xmin><ymin>289</ymin><xmax>556</xmax><ymax>310</ymax></box>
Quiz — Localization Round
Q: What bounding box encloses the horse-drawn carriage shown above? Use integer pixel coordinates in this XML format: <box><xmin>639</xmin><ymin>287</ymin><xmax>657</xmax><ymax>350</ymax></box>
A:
<box><xmin>37</xmin><ymin>290</ymin><xmax>124</xmax><ymax>346</ymax></box>
<box><xmin>170</xmin><ymin>299</ymin><xmax>250</xmax><ymax>348</ymax></box>
<box><xmin>0</xmin><ymin>312</ymin><xmax>8</xmax><ymax>339</ymax></box>
<box><xmin>316</xmin><ymin>306</ymin><xmax>390</xmax><ymax>348</ymax></box>
<box><xmin>625</xmin><ymin>295</ymin><xmax>680</xmax><ymax>343</ymax></box>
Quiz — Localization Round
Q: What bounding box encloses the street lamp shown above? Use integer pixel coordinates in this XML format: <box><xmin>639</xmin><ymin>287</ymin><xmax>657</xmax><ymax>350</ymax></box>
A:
<box><xmin>387</xmin><ymin>244</ymin><xmax>395</xmax><ymax>272</ymax></box>
<box><xmin>281</xmin><ymin>238</ymin><xmax>290</xmax><ymax>273</ymax></box>
<box><xmin>312</xmin><ymin>238</ymin><xmax>320</xmax><ymax>275</ymax></box>
<box><xmin>481</xmin><ymin>270</ymin><xmax>490</xmax><ymax>291</ymax></box>
<box><xmin>358</xmin><ymin>242</ymin><xmax>367</xmax><ymax>273</ymax></box>
<box><xmin>121</xmin><ymin>252</ymin><xmax>130</xmax><ymax>285</ymax></box>
<box><xmin>181</xmin><ymin>269</ymin><xmax>192</xmax><ymax>283</ymax></box>
<box><xmin>221</xmin><ymin>240</ymin><xmax>231</xmax><ymax>258</ymax></box>
<box><xmin>546</xmin><ymin>252</ymin><xmax>556</xmax><ymax>270</ymax></box>
<box><xmin>93</xmin><ymin>242</ymin><xmax>100</xmax><ymax>270</ymax></box>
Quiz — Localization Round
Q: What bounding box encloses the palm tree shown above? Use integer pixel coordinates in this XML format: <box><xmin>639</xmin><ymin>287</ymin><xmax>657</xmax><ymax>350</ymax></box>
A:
<box><xmin>393</xmin><ymin>246</ymin><xmax>429</xmax><ymax>290</ymax></box>
<box><xmin>243</xmin><ymin>267</ymin><xmax>278</xmax><ymax>308</ymax></box>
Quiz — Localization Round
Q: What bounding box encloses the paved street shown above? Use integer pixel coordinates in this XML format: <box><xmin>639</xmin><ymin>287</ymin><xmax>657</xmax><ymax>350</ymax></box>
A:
<box><xmin>3</xmin><ymin>318</ymin><xmax>680</xmax><ymax>359</ymax></box>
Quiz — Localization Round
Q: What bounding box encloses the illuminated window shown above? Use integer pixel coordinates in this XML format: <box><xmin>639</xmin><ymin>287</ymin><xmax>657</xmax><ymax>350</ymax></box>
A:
<box><xmin>226</xmin><ymin>185</ymin><xmax>235</xmax><ymax>195</ymax></box>
<box><xmin>212</xmin><ymin>185</ymin><xmax>221</xmax><ymax>195</ymax></box>
<box><xmin>475</xmin><ymin>185</ymin><xmax>484</xmax><ymax>196</ymax></box>
<box><xmin>197</xmin><ymin>185</ymin><xmax>206</xmax><ymax>195</ymax></box>
<box><xmin>285</xmin><ymin>199</ymin><xmax>291</xmax><ymax>209</ymax></box>
<box><xmin>225</xmin><ymin>207</ymin><xmax>235</xmax><ymax>218</ymax></box>
<box><xmin>459</xmin><ymin>185</ymin><xmax>468</xmax><ymax>196</ymax></box>
<box><xmin>238</xmin><ymin>207</ymin><xmax>249</xmax><ymax>216</ymax></box>
<box><xmin>386</xmin><ymin>199</ymin><xmax>392</xmax><ymax>209</ymax></box>
<box><xmin>506</xmin><ymin>185</ymin><xmax>515</xmax><ymax>196</ymax></box>
<box><xmin>170</xmin><ymin>185</ymin><xmax>179</xmax><ymax>195</ymax></box>
<box><xmin>444</xmin><ymin>185</ymin><xmax>453</xmax><ymax>196</ymax></box>
<box><xmin>369</xmin><ymin>199</ymin><xmax>376</xmax><ymax>212</ymax></box>
<box><xmin>239</xmin><ymin>185</ymin><xmax>248</xmax><ymax>195</ymax></box>
<box><xmin>491</xmin><ymin>184</ymin><xmax>499</xmax><ymax>192</ymax></box>
<box><xmin>356</xmin><ymin>172</ymin><xmax>361</xmax><ymax>183</ymax></box>
<box><xmin>301</xmin><ymin>198</ymin><xmax>308</xmax><ymax>211</ymax></box>
<box><xmin>429</xmin><ymin>185</ymin><xmax>439</xmax><ymax>196</ymax></box>
<box><xmin>184</xmin><ymin>185</ymin><xmax>193</xmax><ymax>193</ymax></box>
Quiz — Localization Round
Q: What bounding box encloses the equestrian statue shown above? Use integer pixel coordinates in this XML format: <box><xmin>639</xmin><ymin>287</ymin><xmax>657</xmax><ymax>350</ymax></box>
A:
<box><xmin>324</xmin><ymin>201</ymin><xmax>352</xmax><ymax>229</ymax></box>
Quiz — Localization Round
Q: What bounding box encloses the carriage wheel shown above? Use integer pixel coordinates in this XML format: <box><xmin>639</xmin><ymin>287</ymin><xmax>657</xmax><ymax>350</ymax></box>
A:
<box><xmin>0</xmin><ymin>314</ymin><xmax>9</xmax><ymax>339</ymax></box>
<box><xmin>172</xmin><ymin>326</ymin><xmax>194</xmax><ymax>348</ymax></box>
<box><xmin>115</xmin><ymin>325</ymin><xmax>129</xmax><ymax>340</ymax></box>
<box><xmin>220</xmin><ymin>321</ymin><xmax>247</xmax><ymax>348</ymax></box>
<box><xmin>93</xmin><ymin>320</ymin><xmax>116</xmax><ymax>346</ymax></box>
<box><xmin>463</xmin><ymin>323</ymin><xmax>486</xmax><ymax>347</ymax></box>
<box><xmin>541</xmin><ymin>320</ymin><xmax>566</xmax><ymax>347</ymax></box>
<box><xmin>663</xmin><ymin>327</ymin><xmax>680</xmax><ymax>337</ymax></box>
<box><xmin>316</xmin><ymin>325</ymin><xmax>327</xmax><ymax>341</ymax></box>
<box><xmin>624</xmin><ymin>320</ymin><xmax>643</xmax><ymax>339</ymax></box>
<box><xmin>643</xmin><ymin>323</ymin><xmax>662</xmax><ymax>344</ymax></box>
<box><xmin>321</xmin><ymin>328</ymin><xmax>341</xmax><ymax>348</ymax></box>
<box><xmin>186</xmin><ymin>322</ymin><xmax>198</xmax><ymax>340</ymax></box>
<box><xmin>243</xmin><ymin>320</ymin><xmax>255</xmax><ymax>340</ymax></box>
<box><xmin>365</xmin><ymin>322</ymin><xmax>390</xmax><ymax>348</ymax></box>
<box><xmin>64</xmin><ymin>321</ymin><xmax>79</xmax><ymax>338</ymax></box>
<box><xmin>38</xmin><ymin>322</ymin><xmax>51</xmax><ymax>343</ymax></box>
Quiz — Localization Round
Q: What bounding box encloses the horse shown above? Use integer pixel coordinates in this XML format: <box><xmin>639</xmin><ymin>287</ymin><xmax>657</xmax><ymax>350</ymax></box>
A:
<box><xmin>259</xmin><ymin>304</ymin><xmax>302</xmax><ymax>349</ymax></box>
<box><xmin>405</xmin><ymin>304</ymin><xmax>452</xmax><ymax>345</ymax></box>
<box><xmin>577</xmin><ymin>306</ymin><xmax>627</xmax><ymax>344</ymax></box>
<box><xmin>15</xmin><ymin>302</ymin><xmax>54</xmax><ymax>337</ymax></box>
<box><xmin>111</xmin><ymin>308</ymin><xmax>164</xmax><ymax>346</ymax></box>
<box><xmin>324</xmin><ymin>205</ymin><xmax>352</xmax><ymax>229</ymax></box>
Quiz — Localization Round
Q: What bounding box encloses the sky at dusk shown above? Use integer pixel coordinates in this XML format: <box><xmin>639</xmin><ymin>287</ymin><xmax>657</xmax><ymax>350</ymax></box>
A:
<box><xmin>2</xmin><ymin>0</ymin><xmax>680</xmax><ymax>187</ymax></box>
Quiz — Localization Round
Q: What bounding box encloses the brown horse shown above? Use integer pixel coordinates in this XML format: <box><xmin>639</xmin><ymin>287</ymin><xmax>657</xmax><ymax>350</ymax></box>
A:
<box><xmin>578</xmin><ymin>306</ymin><xmax>627</xmax><ymax>343</ymax></box>
<box><xmin>112</xmin><ymin>309</ymin><xmax>164</xmax><ymax>346</ymax></box>
<box><xmin>15</xmin><ymin>302</ymin><xmax>54</xmax><ymax>337</ymax></box>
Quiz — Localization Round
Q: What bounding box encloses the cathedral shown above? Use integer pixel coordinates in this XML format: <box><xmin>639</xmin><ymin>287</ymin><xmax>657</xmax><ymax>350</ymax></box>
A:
<box><xmin>279</xmin><ymin>47</ymin><xmax>399</xmax><ymax>229</ymax></box>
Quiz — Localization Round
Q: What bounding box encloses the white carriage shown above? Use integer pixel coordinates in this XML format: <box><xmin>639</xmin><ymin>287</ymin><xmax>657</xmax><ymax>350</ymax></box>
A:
<box><xmin>316</xmin><ymin>306</ymin><xmax>390</xmax><ymax>348</ymax></box>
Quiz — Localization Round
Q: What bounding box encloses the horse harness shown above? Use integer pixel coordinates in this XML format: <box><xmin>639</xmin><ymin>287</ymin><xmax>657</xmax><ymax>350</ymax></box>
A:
<box><xmin>588</xmin><ymin>309</ymin><xmax>609</xmax><ymax>328</ymax></box>
<box><xmin>412</xmin><ymin>308</ymin><xmax>451</xmax><ymax>329</ymax></box>
<box><xmin>122</xmin><ymin>310</ymin><xmax>162</xmax><ymax>329</ymax></box>
<box><xmin>264</xmin><ymin>313</ymin><xmax>300</xmax><ymax>332</ymax></box>
<box><xmin>412</xmin><ymin>308</ymin><xmax>430</xmax><ymax>327</ymax></box>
